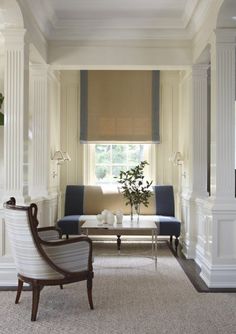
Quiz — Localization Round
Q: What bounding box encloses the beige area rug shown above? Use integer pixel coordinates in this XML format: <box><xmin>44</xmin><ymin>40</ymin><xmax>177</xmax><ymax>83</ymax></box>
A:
<box><xmin>0</xmin><ymin>242</ymin><xmax>236</xmax><ymax>334</ymax></box>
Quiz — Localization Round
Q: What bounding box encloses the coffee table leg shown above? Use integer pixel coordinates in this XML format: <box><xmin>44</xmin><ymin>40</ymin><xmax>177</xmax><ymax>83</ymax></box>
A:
<box><xmin>117</xmin><ymin>235</ymin><xmax>121</xmax><ymax>251</ymax></box>
<box><xmin>151</xmin><ymin>230</ymin><xmax>154</xmax><ymax>255</ymax></box>
<box><xmin>155</xmin><ymin>229</ymin><xmax>157</xmax><ymax>260</ymax></box>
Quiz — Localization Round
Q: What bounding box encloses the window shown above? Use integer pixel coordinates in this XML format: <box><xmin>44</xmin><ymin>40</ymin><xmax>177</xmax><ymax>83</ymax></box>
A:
<box><xmin>84</xmin><ymin>144</ymin><xmax>155</xmax><ymax>185</ymax></box>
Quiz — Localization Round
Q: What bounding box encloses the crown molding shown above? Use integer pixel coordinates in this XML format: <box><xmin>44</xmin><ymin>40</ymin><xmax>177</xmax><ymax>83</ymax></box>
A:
<box><xmin>49</xmin><ymin>64</ymin><xmax>190</xmax><ymax>71</ymax></box>
<box><xmin>52</xmin><ymin>17</ymin><xmax>184</xmax><ymax>30</ymax></box>
<box><xmin>192</xmin><ymin>0</ymin><xmax>224</xmax><ymax>63</ymax></box>
<box><xmin>48</xmin><ymin>27</ymin><xmax>193</xmax><ymax>42</ymax></box>
<box><xmin>188</xmin><ymin>0</ymin><xmax>215</xmax><ymax>36</ymax></box>
<box><xmin>20</xmin><ymin>0</ymin><xmax>211</xmax><ymax>43</ymax></box>
<box><xmin>49</xmin><ymin>38</ymin><xmax>192</xmax><ymax>48</ymax></box>
<box><xmin>16</xmin><ymin>0</ymin><xmax>231</xmax><ymax>45</ymax></box>
<box><xmin>17</xmin><ymin>0</ymin><xmax>48</xmax><ymax>48</ymax></box>
<box><xmin>182</xmin><ymin>0</ymin><xmax>199</xmax><ymax>28</ymax></box>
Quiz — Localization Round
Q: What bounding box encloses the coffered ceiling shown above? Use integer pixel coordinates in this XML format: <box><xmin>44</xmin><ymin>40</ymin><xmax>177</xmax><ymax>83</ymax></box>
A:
<box><xmin>22</xmin><ymin>0</ymin><xmax>215</xmax><ymax>41</ymax></box>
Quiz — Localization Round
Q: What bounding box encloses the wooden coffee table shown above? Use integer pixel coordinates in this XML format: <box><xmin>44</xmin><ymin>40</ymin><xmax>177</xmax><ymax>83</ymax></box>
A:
<box><xmin>82</xmin><ymin>217</ymin><xmax>159</xmax><ymax>260</ymax></box>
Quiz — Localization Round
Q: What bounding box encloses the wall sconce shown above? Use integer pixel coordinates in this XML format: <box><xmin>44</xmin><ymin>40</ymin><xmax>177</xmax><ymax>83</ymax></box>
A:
<box><xmin>52</xmin><ymin>150</ymin><xmax>71</xmax><ymax>177</ymax></box>
<box><xmin>169</xmin><ymin>152</ymin><xmax>183</xmax><ymax>166</ymax></box>
<box><xmin>61</xmin><ymin>151</ymin><xmax>71</xmax><ymax>162</ymax></box>
<box><xmin>52</xmin><ymin>150</ymin><xmax>65</xmax><ymax>165</ymax></box>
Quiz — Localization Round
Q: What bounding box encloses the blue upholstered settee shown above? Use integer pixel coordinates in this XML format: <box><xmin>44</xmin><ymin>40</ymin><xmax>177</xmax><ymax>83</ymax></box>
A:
<box><xmin>57</xmin><ymin>185</ymin><xmax>181</xmax><ymax>252</ymax></box>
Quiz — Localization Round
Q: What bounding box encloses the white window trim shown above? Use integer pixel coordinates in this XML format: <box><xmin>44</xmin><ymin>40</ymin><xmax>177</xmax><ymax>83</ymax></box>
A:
<box><xmin>83</xmin><ymin>143</ymin><xmax>157</xmax><ymax>185</ymax></box>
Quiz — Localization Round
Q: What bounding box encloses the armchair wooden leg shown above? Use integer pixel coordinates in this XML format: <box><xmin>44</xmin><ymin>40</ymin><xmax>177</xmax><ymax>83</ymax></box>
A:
<box><xmin>87</xmin><ymin>275</ymin><xmax>94</xmax><ymax>310</ymax></box>
<box><xmin>15</xmin><ymin>279</ymin><xmax>23</xmax><ymax>304</ymax></box>
<box><xmin>31</xmin><ymin>284</ymin><xmax>41</xmax><ymax>321</ymax></box>
<box><xmin>60</xmin><ymin>285</ymin><xmax>63</xmax><ymax>289</ymax></box>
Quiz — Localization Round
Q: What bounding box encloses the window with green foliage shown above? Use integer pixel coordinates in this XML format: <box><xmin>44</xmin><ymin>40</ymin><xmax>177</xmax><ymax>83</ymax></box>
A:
<box><xmin>85</xmin><ymin>144</ymin><xmax>154</xmax><ymax>185</ymax></box>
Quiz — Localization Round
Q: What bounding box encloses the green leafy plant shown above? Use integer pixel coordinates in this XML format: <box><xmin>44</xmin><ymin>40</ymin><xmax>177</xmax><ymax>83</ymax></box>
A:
<box><xmin>115</xmin><ymin>161</ymin><xmax>153</xmax><ymax>218</ymax></box>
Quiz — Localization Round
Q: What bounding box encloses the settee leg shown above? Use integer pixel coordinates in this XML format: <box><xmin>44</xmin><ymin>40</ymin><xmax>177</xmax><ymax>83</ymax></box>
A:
<box><xmin>170</xmin><ymin>235</ymin><xmax>173</xmax><ymax>243</ymax></box>
<box><xmin>117</xmin><ymin>235</ymin><xmax>121</xmax><ymax>251</ymax></box>
<box><xmin>175</xmin><ymin>237</ymin><xmax>179</xmax><ymax>253</ymax></box>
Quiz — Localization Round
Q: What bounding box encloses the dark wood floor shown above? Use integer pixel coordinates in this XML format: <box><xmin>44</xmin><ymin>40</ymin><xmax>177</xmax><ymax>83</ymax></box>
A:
<box><xmin>169</xmin><ymin>242</ymin><xmax>236</xmax><ymax>293</ymax></box>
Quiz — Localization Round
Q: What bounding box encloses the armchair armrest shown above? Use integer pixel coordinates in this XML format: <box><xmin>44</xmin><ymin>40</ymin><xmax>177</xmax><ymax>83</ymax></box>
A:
<box><xmin>38</xmin><ymin>226</ymin><xmax>62</xmax><ymax>241</ymax></box>
<box><xmin>40</xmin><ymin>236</ymin><xmax>93</xmax><ymax>276</ymax></box>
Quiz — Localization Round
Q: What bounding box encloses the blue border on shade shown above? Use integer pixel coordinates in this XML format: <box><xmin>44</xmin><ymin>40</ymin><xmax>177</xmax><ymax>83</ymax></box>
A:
<box><xmin>152</xmin><ymin>70</ymin><xmax>160</xmax><ymax>143</ymax></box>
<box><xmin>80</xmin><ymin>70</ymin><xmax>88</xmax><ymax>142</ymax></box>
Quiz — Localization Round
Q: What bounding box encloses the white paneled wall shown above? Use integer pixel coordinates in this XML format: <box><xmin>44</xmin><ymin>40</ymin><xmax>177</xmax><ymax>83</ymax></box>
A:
<box><xmin>60</xmin><ymin>71</ymin><xmax>84</xmax><ymax>216</ymax></box>
<box><xmin>48</xmin><ymin>70</ymin><xmax>61</xmax><ymax>196</ymax></box>
<box><xmin>178</xmin><ymin>70</ymin><xmax>192</xmax><ymax>194</ymax></box>
<box><xmin>60</xmin><ymin>71</ymin><xmax>83</xmax><ymax>187</ymax></box>
<box><xmin>0</xmin><ymin>55</ymin><xmax>4</xmax><ymax>200</ymax></box>
<box><xmin>156</xmin><ymin>71</ymin><xmax>180</xmax><ymax>188</ymax></box>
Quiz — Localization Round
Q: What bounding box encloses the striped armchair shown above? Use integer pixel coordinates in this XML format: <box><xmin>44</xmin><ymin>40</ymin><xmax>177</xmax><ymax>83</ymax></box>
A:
<box><xmin>4</xmin><ymin>197</ymin><xmax>94</xmax><ymax>321</ymax></box>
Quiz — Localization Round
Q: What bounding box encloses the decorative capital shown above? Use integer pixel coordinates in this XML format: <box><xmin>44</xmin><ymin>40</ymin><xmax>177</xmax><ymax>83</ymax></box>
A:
<box><xmin>192</xmin><ymin>64</ymin><xmax>209</xmax><ymax>77</ymax></box>
<box><xmin>214</xmin><ymin>28</ymin><xmax>236</xmax><ymax>45</ymax></box>
<box><xmin>2</xmin><ymin>28</ymin><xmax>26</xmax><ymax>47</ymax></box>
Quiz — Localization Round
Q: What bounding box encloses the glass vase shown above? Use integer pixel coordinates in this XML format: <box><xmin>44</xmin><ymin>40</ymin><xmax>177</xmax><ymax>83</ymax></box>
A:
<box><xmin>130</xmin><ymin>204</ymin><xmax>134</xmax><ymax>221</ymax></box>
<box><xmin>131</xmin><ymin>203</ymin><xmax>140</xmax><ymax>222</ymax></box>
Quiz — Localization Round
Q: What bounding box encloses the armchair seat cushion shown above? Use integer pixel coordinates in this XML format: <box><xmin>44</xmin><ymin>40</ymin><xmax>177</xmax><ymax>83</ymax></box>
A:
<box><xmin>57</xmin><ymin>215</ymin><xmax>81</xmax><ymax>235</ymax></box>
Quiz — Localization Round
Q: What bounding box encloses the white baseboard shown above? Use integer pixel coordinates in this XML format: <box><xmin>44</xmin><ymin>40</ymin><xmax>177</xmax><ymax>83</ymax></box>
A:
<box><xmin>181</xmin><ymin>239</ymin><xmax>196</xmax><ymax>259</ymax></box>
<box><xmin>0</xmin><ymin>262</ymin><xmax>17</xmax><ymax>287</ymax></box>
<box><xmin>200</xmin><ymin>259</ymin><xmax>236</xmax><ymax>288</ymax></box>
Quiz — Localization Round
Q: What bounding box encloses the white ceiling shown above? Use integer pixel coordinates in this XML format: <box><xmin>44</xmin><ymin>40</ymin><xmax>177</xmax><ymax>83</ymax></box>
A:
<box><xmin>23</xmin><ymin>0</ymin><xmax>215</xmax><ymax>41</ymax></box>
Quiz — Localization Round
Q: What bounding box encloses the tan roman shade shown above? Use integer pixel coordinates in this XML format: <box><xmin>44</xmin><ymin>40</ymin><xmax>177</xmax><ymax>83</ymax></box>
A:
<box><xmin>80</xmin><ymin>70</ymin><xmax>160</xmax><ymax>143</ymax></box>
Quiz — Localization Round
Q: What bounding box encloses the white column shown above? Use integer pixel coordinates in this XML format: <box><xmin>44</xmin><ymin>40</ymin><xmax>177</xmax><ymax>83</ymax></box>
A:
<box><xmin>210</xmin><ymin>30</ymin><xmax>235</xmax><ymax>200</ymax></box>
<box><xmin>29</xmin><ymin>64</ymin><xmax>49</xmax><ymax>198</ymax></box>
<box><xmin>181</xmin><ymin>65</ymin><xmax>209</xmax><ymax>259</ymax></box>
<box><xmin>199</xmin><ymin>30</ymin><xmax>236</xmax><ymax>288</ymax></box>
<box><xmin>3</xmin><ymin>29</ymin><xmax>30</xmax><ymax>203</ymax></box>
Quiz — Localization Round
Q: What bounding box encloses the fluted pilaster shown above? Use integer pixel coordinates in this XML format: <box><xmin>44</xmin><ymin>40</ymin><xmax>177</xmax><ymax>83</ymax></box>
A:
<box><xmin>3</xmin><ymin>29</ymin><xmax>29</xmax><ymax>202</ymax></box>
<box><xmin>212</xmin><ymin>30</ymin><xmax>235</xmax><ymax>200</ymax></box>
<box><xmin>29</xmin><ymin>64</ymin><xmax>48</xmax><ymax>198</ymax></box>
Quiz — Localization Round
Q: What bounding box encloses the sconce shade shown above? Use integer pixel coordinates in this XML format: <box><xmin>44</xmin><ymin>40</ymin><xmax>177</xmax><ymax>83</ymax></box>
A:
<box><xmin>52</xmin><ymin>150</ymin><xmax>64</xmax><ymax>162</ymax></box>
<box><xmin>169</xmin><ymin>152</ymin><xmax>183</xmax><ymax>166</ymax></box>
<box><xmin>62</xmin><ymin>152</ymin><xmax>71</xmax><ymax>161</ymax></box>
<box><xmin>52</xmin><ymin>150</ymin><xmax>71</xmax><ymax>178</ymax></box>
<box><xmin>52</xmin><ymin>150</ymin><xmax>71</xmax><ymax>166</ymax></box>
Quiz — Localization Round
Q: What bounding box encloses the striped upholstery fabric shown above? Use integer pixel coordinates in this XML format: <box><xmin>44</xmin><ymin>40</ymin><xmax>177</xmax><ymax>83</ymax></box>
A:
<box><xmin>4</xmin><ymin>208</ymin><xmax>90</xmax><ymax>280</ymax></box>
<box><xmin>42</xmin><ymin>241</ymin><xmax>89</xmax><ymax>273</ymax></box>
<box><xmin>38</xmin><ymin>230</ymin><xmax>61</xmax><ymax>241</ymax></box>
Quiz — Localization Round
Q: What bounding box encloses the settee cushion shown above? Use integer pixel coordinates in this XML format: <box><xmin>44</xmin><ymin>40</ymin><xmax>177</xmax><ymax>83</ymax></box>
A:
<box><xmin>64</xmin><ymin>186</ymin><xmax>84</xmax><ymax>216</ymax></box>
<box><xmin>57</xmin><ymin>215</ymin><xmax>81</xmax><ymax>235</ymax></box>
<box><xmin>155</xmin><ymin>185</ymin><xmax>175</xmax><ymax>216</ymax></box>
<box><xmin>156</xmin><ymin>216</ymin><xmax>180</xmax><ymax>237</ymax></box>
